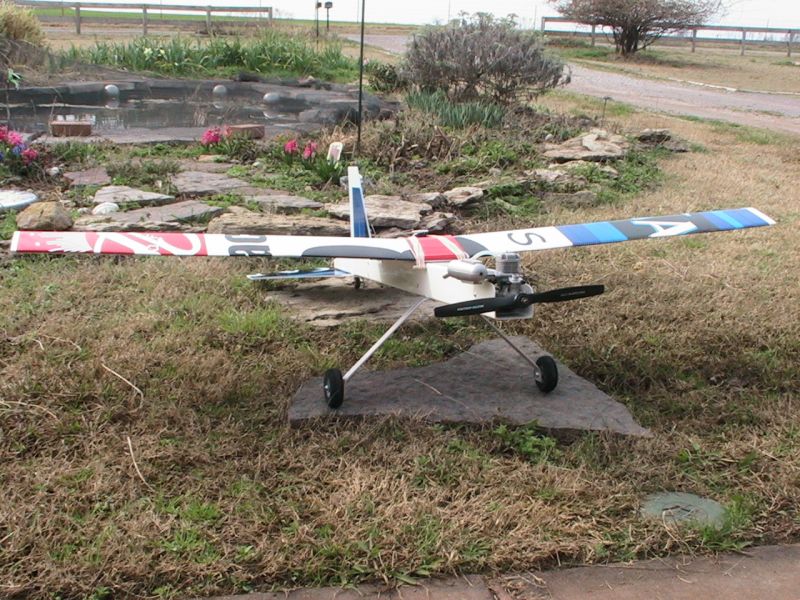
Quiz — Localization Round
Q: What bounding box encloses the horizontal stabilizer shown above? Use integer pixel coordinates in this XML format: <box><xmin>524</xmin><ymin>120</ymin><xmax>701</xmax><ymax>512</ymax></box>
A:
<box><xmin>247</xmin><ymin>267</ymin><xmax>350</xmax><ymax>281</ymax></box>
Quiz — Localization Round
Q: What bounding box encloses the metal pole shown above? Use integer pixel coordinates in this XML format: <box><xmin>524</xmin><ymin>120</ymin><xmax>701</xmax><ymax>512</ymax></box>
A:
<box><xmin>355</xmin><ymin>0</ymin><xmax>365</xmax><ymax>157</ymax></box>
<box><xmin>326</xmin><ymin>7</ymin><xmax>329</xmax><ymax>32</ymax></box>
<box><xmin>75</xmin><ymin>4</ymin><xmax>81</xmax><ymax>35</ymax></box>
<box><xmin>740</xmin><ymin>29</ymin><xmax>746</xmax><ymax>56</ymax></box>
<box><xmin>788</xmin><ymin>31</ymin><xmax>794</xmax><ymax>58</ymax></box>
<box><xmin>691</xmin><ymin>28</ymin><xmax>697</xmax><ymax>53</ymax></box>
<box><xmin>591</xmin><ymin>24</ymin><xmax>596</xmax><ymax>46</ymax></box>
<box><xmin>142</xmin><ymin>6</ymin><xmax>148</xmax><ymax>36</ymax></box>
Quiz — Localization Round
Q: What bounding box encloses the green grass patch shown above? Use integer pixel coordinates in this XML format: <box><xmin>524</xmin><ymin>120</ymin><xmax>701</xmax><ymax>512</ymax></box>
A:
<box><xmin>1</xmin><ymin>211</ymin><xmax>16</xmax><ymax>240</ymax></box>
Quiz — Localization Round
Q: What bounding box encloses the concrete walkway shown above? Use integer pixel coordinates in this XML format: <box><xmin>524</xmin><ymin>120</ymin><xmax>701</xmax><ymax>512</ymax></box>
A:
<box><xmin>207</xmin><ymin>544</ymin><xmax>800</xmax><ymax>599</ymax></box>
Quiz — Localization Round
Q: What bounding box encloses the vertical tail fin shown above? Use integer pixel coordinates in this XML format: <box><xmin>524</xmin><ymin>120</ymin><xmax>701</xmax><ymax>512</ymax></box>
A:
<box><xmin>347</xmin><ymin>165</ymin><xmax>371</xmax><ymax>238</ymax></box>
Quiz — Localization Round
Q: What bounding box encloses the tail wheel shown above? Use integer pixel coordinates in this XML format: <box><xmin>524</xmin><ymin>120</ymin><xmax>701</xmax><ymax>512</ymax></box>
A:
<box><xmin>534</xmin><ymin>356</ymin><xmax>558</xmax><ymax>394</ymax></box>
<box><xmin>323</xmin><ymin>368</ymin><xmax>344</xmax><ymax>409</ymax></box>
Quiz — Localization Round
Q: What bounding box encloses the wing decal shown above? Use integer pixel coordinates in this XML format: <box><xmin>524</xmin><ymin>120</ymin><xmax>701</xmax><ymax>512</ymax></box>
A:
<box><xmin>458</xmin><ymin>207</ymin><xmax>774</xmax><ymax>256</ymax></box>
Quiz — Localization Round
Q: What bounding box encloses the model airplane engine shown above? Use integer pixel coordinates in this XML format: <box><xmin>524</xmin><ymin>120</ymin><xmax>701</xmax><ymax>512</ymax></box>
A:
<box><xmin>445</xmin><ymin>254</ymin><xmax>534</xmax><ymax>320</ymax></box>
<box><xmin>492</xmin><ymin>253</ymin><xmax>535</xmax><ymax>320</ymax></box>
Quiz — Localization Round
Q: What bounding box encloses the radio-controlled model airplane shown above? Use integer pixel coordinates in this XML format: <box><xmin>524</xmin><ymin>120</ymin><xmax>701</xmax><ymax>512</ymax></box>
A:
<box><xmin>11</xmin><ymin>166</ymin><xmax>774</xmax><ymax>408</ymax></box>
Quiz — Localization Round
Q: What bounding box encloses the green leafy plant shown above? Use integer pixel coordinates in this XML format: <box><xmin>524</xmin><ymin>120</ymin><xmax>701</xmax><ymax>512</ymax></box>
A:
<box><xmin>406</xmin><ymin>90</ymin><xmax>506</xmax><ymax>129</ymax></box>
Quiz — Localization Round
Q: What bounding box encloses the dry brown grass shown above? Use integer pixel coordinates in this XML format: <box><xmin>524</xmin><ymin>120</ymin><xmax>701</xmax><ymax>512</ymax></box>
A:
<box><xmin>2</xmin><ymin>100</ymin><xmax>800</xmax><ymax>599</ymax></box>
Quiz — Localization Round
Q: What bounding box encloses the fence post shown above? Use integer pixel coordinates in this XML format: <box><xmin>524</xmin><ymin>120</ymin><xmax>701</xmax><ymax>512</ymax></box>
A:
<box><xmin>206</xmin><ymin>7</ymin><xmax>212</xmax><ymax>33</ymax></box>
<box><xmin>74</xmin><ymin>4</ymin><xmax>81</xmax><ymax>35</ymax></box>
<box><xmin>268</xmin><ymin>7</ymin><xmax>273</xmax><ymax>25</ymax></box>
<box><xmin>540</xmin><ymin>16</ymin><xmax>546</xmax><ymax>32</ymax></box>
<box><xmin>591</xmin><ymin>24</ymin><xmax>596</xmax><ymax>46</ymax></box>
<box><xmin>142</xmin><ymin>6</ymin><xmax>148</xmax><ymax>36</ymax></box>
<box><xmin>691</xmin><ymin>29</ymin><xmax>697</xmax><ymax>52</ymax></box>
<box><xmin>740</xmin><ymin>29</ymin><xmax>746</xmax><ymax>55</ymax></box>
<box><xmin>788</xmin><ymin>31</ymin><xmax>794</xmax><ymax>58</ymax></box>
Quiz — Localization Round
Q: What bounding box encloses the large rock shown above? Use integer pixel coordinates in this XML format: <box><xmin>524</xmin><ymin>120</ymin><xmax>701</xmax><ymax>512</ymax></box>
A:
<box><xmin>419</xmin><ymin>212</ymin><xmax>457</xmax><ymax>233</ymax></box>
<box><xmin>73</xmin><ymin>216</ymin><xmax>198</xmax><ymax>232</ymax></box>
<box><xmin>207</xmin><ymin>208</ymin><xmax>349</xmax><ymax>236</ymax></box>
<box><xmin>406</xmin><ymin>191</ymin><xmax>447</xmax><ymax>210</ymax></box>
<box><xmin>93</xmin><ymin>185</ymin><xmax>174</xmax><ymax>206</ymax></box>
<box><xmin>289</xmin><ymin>336</ymin><xmax>650</xmax><ymax>437</ymax></box>
<box><xmin>555</xmin><ymin>161</ymin><xmax>619</xmax><ymax>179</ymax></box>
<box><xmin>171</xmin><ymin>171</ymin><xmax>249</xmax><ymax>196</ymax></box>
<box><xmin>544</xmin><ymin>128</ymin><xmax>629</xmax><ymax>163</ymax></box>
<box><xmin>246</xmin><ymin>194</ymin><xmax>324</xmax><ymax>214</ymax></box>
<box><xmin>100</xmin><ymin>200</ymin><xmax>222</xmax><ymax>225</ymax></box>
<box><xmin>443</xmin><ymin>187</ymin><xmax>484</xmax><ymax>208</ymax></box>
<box><xmin>64</xmin><ymin>167</ymin><xmax>111</xmax><ymax>187</ymax></box>
<box><xmin>327</xmin><ymin>195</ymin><xmax>431</xmax><ymax>229</ymax></box>
<box><xmin>16</xmin><ymin>202</ymin><xmax>73</xmax><ymax>230</ymax></box>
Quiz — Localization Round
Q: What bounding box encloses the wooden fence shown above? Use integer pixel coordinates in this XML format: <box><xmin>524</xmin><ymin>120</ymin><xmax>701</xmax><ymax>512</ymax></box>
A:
<box><xmin>541</xmin><ymin>16</ymin><xmax>800</xmax><ymax>57</ymax></box>
<box><xmin>15</xmin><ymin>0</ymin><xmax>273</xmax><ymax>35</ymax></box>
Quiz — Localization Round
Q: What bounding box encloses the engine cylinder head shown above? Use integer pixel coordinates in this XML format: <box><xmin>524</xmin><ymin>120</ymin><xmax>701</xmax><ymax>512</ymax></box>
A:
<box><xmin>495</xmin><ymin>252</ymin><xmax>521</xmax><ymax>275</ymax></box>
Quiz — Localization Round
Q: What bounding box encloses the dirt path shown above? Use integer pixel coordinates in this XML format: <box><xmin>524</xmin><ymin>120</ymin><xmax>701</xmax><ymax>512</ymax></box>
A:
<box><xmin>348</xmin><ymin>34</ymin><xmax>800</xmax><ymax>136</ymax></box>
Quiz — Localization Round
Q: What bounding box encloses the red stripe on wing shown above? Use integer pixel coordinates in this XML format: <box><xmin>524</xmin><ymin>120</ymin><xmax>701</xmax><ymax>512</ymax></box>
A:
<box><xmin>410</xmin><ymin>235</ymin><xmax>465</xmax><ymax>262</ymax></box>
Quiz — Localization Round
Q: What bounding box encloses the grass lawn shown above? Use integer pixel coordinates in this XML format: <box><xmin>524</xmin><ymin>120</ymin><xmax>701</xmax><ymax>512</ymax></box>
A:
<box><xmin>1</xmin><ymin>90</ymin><xmax>799</xmax><ymax>599</ymax></box>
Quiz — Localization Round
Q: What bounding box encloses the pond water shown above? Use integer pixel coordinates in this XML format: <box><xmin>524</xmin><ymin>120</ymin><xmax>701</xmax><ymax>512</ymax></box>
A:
<box><xmin>6</xmin><ymin>89</ymin><xmax>300</xmax><ymax>133</ymax></box>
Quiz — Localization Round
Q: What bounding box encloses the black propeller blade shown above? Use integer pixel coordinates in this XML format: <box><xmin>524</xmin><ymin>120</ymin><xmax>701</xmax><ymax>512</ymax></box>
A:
<box><xmin>434</xmin><ymin>284</ymin><xmax>604</xmax><ymax>318</ymax></box>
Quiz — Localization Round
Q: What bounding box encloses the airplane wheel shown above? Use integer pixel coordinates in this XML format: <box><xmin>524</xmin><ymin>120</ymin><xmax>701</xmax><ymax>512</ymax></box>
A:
<box><xmin>535</xmin><ymin>356</ymin><xmax>558</xmax><ymax>394</ymax></box>
<box><xmin>323</xmin><ymin>368</ymin><xmax>344</xmax><ymax>409</ymax></box>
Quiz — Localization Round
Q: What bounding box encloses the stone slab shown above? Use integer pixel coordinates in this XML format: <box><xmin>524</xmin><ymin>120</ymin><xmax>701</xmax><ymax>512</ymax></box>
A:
<box><xmin>178</xmin><ymin>158</ymin><xmax>237</xmax><ymax>174</ymax></box>
<box><xmin>289</xmin><ymin>336</ymin><xmax>649</xmax><ymax>436</ymax></box>
<box><xmin>64</xmin><ymin>166</ymin><xmax>111</xmax><ymax>187</ymax></box>
<box><xmin>246</xmin><ymin>194</ymin><xmax>324</xmax><ymax>213</ymax></box>
<box><xmin>93</xmin><ymin>185</ymin><xmax>174</xmax><ymax>206</ymax></box>
<box><xmin>107</xmin><ymin>200</ymin><xmax>222</xmax><ymax>224</ymax></box>
<box><xmin>171</xmin><ymin>171</ymin><xmax>249</xmax><ymax>196</ymax></box>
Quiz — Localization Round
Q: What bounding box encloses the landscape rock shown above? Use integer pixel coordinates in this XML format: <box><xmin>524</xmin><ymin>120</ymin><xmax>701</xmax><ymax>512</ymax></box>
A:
<box><xmin>207</xmin><ymin>209</ymin><xmax>349</xmax><ymax>236</ymax></box>
<box><xmin>418</xmin><ymin>212</ymin><xmax>457</xmax><ymax>233</ymax></box>
<box><xmin>543</xmin><ymin>190</ymin><xmax>599</xmax><ymax>209</ymax></box>
<box><xmin>443</xmin><ymin>186</ymin><xmax>484</xmax><ymax>208</ymax></box>
<box><xmin>246</xmin><ymin>194</ymin><xmax>324</xmax><ymax>214</ymax></box>
<box><xmin>16</xmin><ymin>201</ymin><xmax>73</xmax><ymax>230</ymax></box>
<box><xmin>406</xmin><ymin>191</ymin><xmax>447</xmax><ymax>210</ymax></box>
<box><xmin>64</xmin><ymin>166</ymin><xmax>111</xmax><ymax>187</ymax></box>
<box><xmin>101</xmin><ymin>200</ymin><xmax>222</xmax><ymax>225</ymax></box>
<box><xmin>171</xmin><ymin>171</ymin><xmax>249</xmax><ymax>196</ymax></box>
<box><xmin>544</xmin><ymin>128</ymin><xmax>629</xmax><ymax>163</ymax></box>
<box><xmin>73</xmin><ymin>216</ymin><xmax>197</xmax><ymax>232</ymax></box>
<box><xmin>93</xmin><ymin>185</ymin><xmax>174</xmax><ymax>206</ymax></box>
<box><xmin>636</xmin><ymin>128</ymin><xmax>690</xmax><ymax>153</ymax></box>
<box><xmin>177</xmin><ymin>159</ymin><xmax>236</xmax><ymax>174</ymax></box>
<box><xmin>327</xmin><ymin>195</ymin><xmax>431</xmax><ymax>229</ymax></box>
<box><xmin>92</xmin><ymin>202</ymin><xmax>120</xmax><ymax>215</ymax></box>
<box><xmin>556</xmin><ymin>161</ymin><xmax>620</xmax><ymax>179</ymax></box>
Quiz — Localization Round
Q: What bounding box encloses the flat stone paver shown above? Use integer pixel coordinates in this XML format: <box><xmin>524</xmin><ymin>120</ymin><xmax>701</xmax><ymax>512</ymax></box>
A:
<box><xmin>171</xmin><ymin>171</ymin><xmax>250</xmax><ymax>196</ymax></box>
<box><xmin>290</xmin><ymin>335</ymin><xmax>649</xmax><ymax>436</ymax></box>
<box><xmin>93</xmin><ymin>185</ymin><xmax>174</xmax><ymax>205</ymax></box>
<box><xmin>64</xmin><ymin>166</ymin><xmax>111</xmax><ymax>187</ymax></box>
<box><xmin>109</xmin><ymin>200</ymin><xmax>222</xmax><ymax>224</ymax></box>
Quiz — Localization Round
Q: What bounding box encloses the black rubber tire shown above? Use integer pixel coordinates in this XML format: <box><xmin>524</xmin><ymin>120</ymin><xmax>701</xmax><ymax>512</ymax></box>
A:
<box><xmin>323</xmin><ymin>368</ymin><xmax>345</xmax><ymax>409</ymax></box>
<box><xmin>534</xmin><ymin>356</ymin><xmax>558</xmax><ymax>394</ymax></box>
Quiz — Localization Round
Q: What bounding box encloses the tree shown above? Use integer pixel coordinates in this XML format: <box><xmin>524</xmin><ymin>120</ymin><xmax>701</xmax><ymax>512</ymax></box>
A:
<box><xmin>551</xmin><ymin>0</ymin><xmax>722</xmax><ymax>56</ymax></box>
<box><xmin>403</xmin><ymin>13</ymin><xmax>568</xmax><ymax>105</ymax></box>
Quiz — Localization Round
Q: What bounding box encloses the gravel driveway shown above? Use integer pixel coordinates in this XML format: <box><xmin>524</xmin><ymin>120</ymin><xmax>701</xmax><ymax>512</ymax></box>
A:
<box><xmin>347</xmin><ymin>34</ymin><xmax>800</xmax><ymax>136</ymax></box>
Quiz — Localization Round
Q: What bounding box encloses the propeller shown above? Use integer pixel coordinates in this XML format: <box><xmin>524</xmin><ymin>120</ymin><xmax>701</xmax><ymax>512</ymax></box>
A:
<box><xmin>434</xmin><ymin>284</ymin><xmax>605</xmax><ymax>318</ymax></box>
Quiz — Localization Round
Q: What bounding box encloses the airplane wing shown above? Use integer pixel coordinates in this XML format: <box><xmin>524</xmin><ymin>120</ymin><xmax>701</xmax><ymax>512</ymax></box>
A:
<box><xmin>11</xmin><ymin>207</ymin><xmax>773</xmax><ymax>261</ymax></box>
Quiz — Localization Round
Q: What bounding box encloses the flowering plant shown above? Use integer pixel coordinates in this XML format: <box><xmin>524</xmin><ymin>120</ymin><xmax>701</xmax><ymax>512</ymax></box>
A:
<box><xmin>278</xmin><ymin>138</ymin><xmax>344</xmax><ymax>185</ymax></box>
<box><xmin>200</xmin><ymin>126</ymin><xmax>232</xmax><ymax>147</ymax></box>
<box><xmin>0</xmin><ymin>126</ymin><xmax>41</xmax><ymax>175</ymax></box>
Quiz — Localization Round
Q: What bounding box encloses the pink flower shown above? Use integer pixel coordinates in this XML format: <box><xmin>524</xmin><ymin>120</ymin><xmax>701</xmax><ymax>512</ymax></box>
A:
<box><xmin>21</xmin><ymin>147</ymin><xmax>38</xmax><ymax>164</ymax></box>
<box><xmin>0</xmin><ymin>127</ymin><xmax>7</xmax><ymax>143</ymax></box>
<box><xmin>283</xmin><ymin>139</ymin><xmax>298</xmax><ymax>155</ymax></box>
<box><xmin>200</xmin><ymin>127</ymin><xmax>222</xmax><ymax>146</ymax></box>
<box><xmin>7</xmin><ymin>131</ymin><xmax>23</xmax><ymax>147</ymax></box>
<box><xmin>302</xmin><ymin>141</ymin><xmax>318</xmax><ymax>160</ymax></box>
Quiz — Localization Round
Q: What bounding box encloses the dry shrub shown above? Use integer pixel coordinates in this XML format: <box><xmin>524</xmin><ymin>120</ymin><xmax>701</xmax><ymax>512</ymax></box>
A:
<box><xmin>403</xmin><ymin>13</ymin><xmax>568</xmax><ymax>105</ymax></box>
<box><xmin>0</xmin><ymin>0</ymin><xmax>44</xmax><ymax>47</ymax></box>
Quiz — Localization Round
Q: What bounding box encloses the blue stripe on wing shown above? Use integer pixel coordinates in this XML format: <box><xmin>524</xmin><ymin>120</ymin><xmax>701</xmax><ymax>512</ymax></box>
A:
<box><xmin>556</xmin><ymin>208</ymin><xmax>773</xmax><ymax>247</ymax></box>
<box><xmin>350</xmin><ymin>184</ymin><xmax>370</xmax><ymax>238</ymax></box>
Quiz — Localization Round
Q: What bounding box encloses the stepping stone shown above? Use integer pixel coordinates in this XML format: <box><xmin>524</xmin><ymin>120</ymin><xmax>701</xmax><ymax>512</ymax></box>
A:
<box><xmin>290</xmin><ymin>335</ymin><xmax>650</xmax><ymax>437</ymax></box>
<box><xmin>206</xmin><ymin>208</ymin><xmax>347</xmax><ymax>236</ymax></box>
<box><xmin>327</xmin><ymin>195</ymin><xmax>431</xmax><ymax>229</ymax></box>
<box><xmin>178</xmin><ymin>158</ymin><xmax>235</xmax><ymax>174</ymax></box>
<box><xmin>171</xmin><ymin>171</ymin><xmax>249</xmax><ymax>196</ymax></box>
<box><xmin>64</xmin><ymin>167</ymin><xmax>111</xmax><ymax>187</ymax></box>
<box><xmin>93</xmin><ymin>185</ymin><xmax>174</xmax><ymax>206</ymax></box>
<box><xmin>0</xmin><ymin>190</ymin><xmax>37</xmax><ymax>213</ymax></box>
<box><xmin>245</xmin><ymin>194</ymin><xmax>324</xmax><ymax>214</ymax></box>
<box><xmin>108</xmin><ymin>200</ymin><xmax>222</xmax><ymax>225</ymax></box>
<box><xmin>641</xmin><ymin>492</ymin><xmax>726</xmax><ymax>527</ymax></box>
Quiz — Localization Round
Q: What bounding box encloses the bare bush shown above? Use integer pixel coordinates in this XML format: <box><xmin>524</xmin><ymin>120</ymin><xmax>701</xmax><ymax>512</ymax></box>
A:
<box><xmin>551</xmin><ymin>0</ymin><xmax>722</xmax><ymax>56</ymax></box>
<box><xmin>402</xmin><ymin>13</ymin><xmax>569</xmax><ymax>105</ymax></box>
<box><xmin>0</xmin><ymin>0</ymin><xmax>45</xmax><ymax>47</ymax></box>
